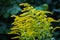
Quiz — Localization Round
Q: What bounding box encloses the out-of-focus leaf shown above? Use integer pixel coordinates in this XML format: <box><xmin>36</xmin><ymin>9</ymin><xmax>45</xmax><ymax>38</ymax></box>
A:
<box><xmin>3</xmin><ymin>13</ymin><xmax>10</xmax><ymax>18</ymax></box>
<box><xmin>35</xmin><ymin>4</ymin><xmax>48</xmax><ymax>10</ymax></box>
<box><xmin>0</xmin><ymin>21</ymin><xmax>7</xmax><ymax>34</ymax></box>
<box><xmin>7</xmin><ymin>5</ymin><xmax>21</xmax><ymax>15</ymax></box>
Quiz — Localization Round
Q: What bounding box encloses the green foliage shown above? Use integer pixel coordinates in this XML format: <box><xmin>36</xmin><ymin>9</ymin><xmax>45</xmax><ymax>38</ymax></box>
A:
<box><xmin>0</xmin><ymin>21</ymin><xmax>7</xmax><ymax>34</ymax></box>
<box><xmin>8</xmin><ymin>3</ymin><xmax>55</xmax><ymax>40</ymax></box>
<box><xmin>35</xmin><ymin>4</ymin><xmax>48</xmax><ymax>10</ymax></box>
<box><xmin>0</xmin><ymin>0</ymin><xmax>21</xmax><ymax>18</ymax></box>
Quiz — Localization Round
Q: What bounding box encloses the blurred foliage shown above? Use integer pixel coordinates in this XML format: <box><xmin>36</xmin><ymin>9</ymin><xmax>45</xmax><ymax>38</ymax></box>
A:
<box><xmin>8</xmin><ymin>3</ymin><xmax>56</xmax><ymax>40</ymax></box>
<box><xmin>0</xmin><ymin>21</ymin><xmax>7</xmax><ymax>34</ymax></box>
<box><xmin>0</xmin><ymin>0</ymin><xmax>21</xmax><ymax>18</ymax></box>
<box><xmin>35</xmin><ymin>4</ymin><xmax>48</xmax><ymax>10</ymax></box>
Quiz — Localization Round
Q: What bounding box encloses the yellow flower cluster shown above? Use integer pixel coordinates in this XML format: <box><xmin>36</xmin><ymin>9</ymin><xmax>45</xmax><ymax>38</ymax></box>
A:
<box><xmin>9</xmin><ymin>3</ymin><xmax>56</xmax><ymax>40</ymax></box>
<box><xmin>19</xmin><ymin>3</ymin><xmax>34</xmax><ymax>12</ymax></box>
<box><xmin>52</xmin><ymin>27</ymin><xmax>60</xmax><ymax>32</ymax></box>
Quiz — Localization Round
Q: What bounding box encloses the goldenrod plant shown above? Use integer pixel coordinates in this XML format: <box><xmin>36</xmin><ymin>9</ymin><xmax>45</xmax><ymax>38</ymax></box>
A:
<box><xmin>52</xmin><ymin>27</ymin><xmax>60</xmax><ymax>32</ymax></box>
<box><xmin>52</xmin><ymin>19</ymin><xmax>60</xmax><ymax>33</ymax></box>
<box><xmin>8</xmin><ymin>3</ymin><xmax>56</xmax><ymax>40</ymax></box>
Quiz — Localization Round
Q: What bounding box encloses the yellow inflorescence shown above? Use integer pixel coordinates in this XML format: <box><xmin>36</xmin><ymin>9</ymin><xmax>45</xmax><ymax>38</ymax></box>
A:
<box><xmin>52</xmin><ymin>27</ymin><xmax>60</xmax><ymax>32</ymax></box>
<box><xmin>9</xmin><ymin>3</ymin><xmax>56</xmax><ymax>40</ymax></box>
